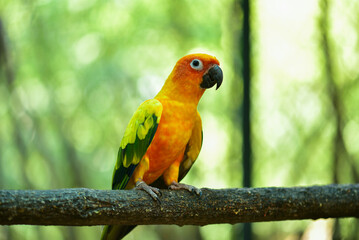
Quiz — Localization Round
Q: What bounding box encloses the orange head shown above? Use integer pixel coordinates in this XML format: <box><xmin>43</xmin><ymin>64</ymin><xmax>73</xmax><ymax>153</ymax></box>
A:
<box><xmin>156</xmin><ymin>53</ymin><xmax>223</xmax><ymax>104</ymax></box>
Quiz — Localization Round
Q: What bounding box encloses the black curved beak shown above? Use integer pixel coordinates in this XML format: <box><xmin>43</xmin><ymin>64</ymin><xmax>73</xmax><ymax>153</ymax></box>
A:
<box><xmin>200</xmin><ymin>65</ymin><xmax>223</xmax><ymax>90</ymax></box>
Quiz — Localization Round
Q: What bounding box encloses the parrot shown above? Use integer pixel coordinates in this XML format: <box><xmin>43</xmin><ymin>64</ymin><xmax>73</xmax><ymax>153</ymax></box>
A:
<box><xmin>101</xmin><ymin>53</ymin><xmax>223</xmax><ymax>240</ymax></box>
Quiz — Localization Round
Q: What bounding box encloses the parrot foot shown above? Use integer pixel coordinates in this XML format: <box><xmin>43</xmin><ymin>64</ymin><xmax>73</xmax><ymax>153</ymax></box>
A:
<box><xmin>135</xmin><ymin>180</ymin><xmax>162</xmax><ymax>202</ymax></box>
<box><xmin>168</xmin><ymin>181</ymin><xmax>202</xmax><ymax>196</ymax></box>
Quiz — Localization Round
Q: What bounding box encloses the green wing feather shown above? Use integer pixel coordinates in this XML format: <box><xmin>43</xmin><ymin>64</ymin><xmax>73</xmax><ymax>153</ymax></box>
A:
<box><xmin>112</xmin><ymin>99</ymin><xmax>163</xmax><ymax>190</ymax></box>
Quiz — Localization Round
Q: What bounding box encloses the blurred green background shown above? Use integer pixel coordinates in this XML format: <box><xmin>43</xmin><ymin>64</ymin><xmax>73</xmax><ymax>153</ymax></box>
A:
<box><xmin>1</xmin><ymin>0</ymin><xmax>359</xmax><ymax>239</ymax></box>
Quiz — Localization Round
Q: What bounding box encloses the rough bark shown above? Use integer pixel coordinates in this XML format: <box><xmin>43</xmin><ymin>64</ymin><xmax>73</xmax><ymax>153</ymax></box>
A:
<box><xmin>0</xmin><ymin>184</ymin><xmax>358</xmax><ymax>226</ymax></box>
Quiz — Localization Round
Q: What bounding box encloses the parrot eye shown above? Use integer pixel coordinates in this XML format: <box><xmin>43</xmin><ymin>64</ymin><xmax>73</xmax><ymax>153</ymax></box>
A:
<box><xmin>190</xmin><ymin>59</ymin><xmax>203</xmax><ymax>71</ymax></box>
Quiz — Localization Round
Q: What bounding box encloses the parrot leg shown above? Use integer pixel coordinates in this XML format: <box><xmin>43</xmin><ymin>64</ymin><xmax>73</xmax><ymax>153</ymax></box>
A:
<box><xmin>135</xmin><ymin>180</ymin><xmax>162</xmax><ymax>202</ymax></box>
<box><xmin>168</xmin><ymin>181</ymin><xmax>202</xmax><ymax>196</ymax></box>
<box><xmin>132</xmin><ymin>157</ymin><xmax>161</xmax><ymax>201</ymax></box>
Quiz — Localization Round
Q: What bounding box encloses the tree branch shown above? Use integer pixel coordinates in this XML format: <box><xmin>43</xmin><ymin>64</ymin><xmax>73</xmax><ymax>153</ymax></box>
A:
<box><xmin>1</xmin><ymin>184</ymin><xmax>358</xmax><ymax>226</ymax></box>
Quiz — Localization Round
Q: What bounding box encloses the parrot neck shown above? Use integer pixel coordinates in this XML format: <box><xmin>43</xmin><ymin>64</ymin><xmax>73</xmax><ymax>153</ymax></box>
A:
<box><xmin>155</xmin><ymin>80</ymin><xmax>205</xmax><ymax>106</ymax></box>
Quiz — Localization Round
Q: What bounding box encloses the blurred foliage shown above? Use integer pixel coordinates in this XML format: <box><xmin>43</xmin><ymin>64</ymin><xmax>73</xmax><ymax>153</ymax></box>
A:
<box><xmin>0</xmin><ymin>0</ymin><xmax>358</xmax><ymax>240</ymax></box>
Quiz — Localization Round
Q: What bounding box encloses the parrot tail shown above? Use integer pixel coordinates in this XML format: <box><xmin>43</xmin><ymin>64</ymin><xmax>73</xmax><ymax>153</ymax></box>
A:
<box><xmin>101</xmin><ymin>225</ymin><xmax>136</xmax><ymax>240</ymax></box>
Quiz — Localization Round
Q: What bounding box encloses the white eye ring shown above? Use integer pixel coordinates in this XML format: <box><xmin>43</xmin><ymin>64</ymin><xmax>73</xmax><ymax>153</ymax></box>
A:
<box><xmin>190</xmin><ymin>59</ymin><xmax>203</xmax><ymax>71</ymax></box>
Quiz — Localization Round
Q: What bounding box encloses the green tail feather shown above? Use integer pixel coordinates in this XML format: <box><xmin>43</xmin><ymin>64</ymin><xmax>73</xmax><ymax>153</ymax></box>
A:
<box><xmin>101</xmin><ymin>225</ymin><xmax>136</xmax><ymax>240</ymax></box>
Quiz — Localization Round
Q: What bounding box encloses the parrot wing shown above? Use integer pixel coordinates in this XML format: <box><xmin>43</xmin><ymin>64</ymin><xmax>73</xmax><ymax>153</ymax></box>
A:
<box><xmin>112</xmin><ymin>99</ymin><xmax>163</xmax><ymax>190</ymax></box>
<box><xmin>178</xmin><ymin>111</ymin><xmax>203</xmax><ymax>182</ymax></box>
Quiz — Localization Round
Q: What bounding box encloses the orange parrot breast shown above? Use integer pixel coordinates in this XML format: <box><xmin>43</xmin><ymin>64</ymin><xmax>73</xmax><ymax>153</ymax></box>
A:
<box><xmin>142</xmin><ymin>99</ymin><xmax>197</xmax><ymax>184</ymax></box>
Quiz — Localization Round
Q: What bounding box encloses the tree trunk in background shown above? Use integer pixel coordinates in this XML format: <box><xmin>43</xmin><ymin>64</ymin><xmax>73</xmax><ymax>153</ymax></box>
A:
<box><xmin>241</xmin><ymin>0</ymin><xmax>251</xmax><ymax>193</ymax></box>
<box><xmin>232</xmin><ymin>0</ymin><xmax>252</xmax><ymax>239</ymax></box>
<box><xmin>241</xmin><ymin>0</ymin><xmax>252</xmax><ymax>239</ymax></box>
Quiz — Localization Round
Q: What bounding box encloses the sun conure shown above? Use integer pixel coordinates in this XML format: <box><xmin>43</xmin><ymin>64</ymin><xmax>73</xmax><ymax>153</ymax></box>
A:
<box><xmin>101</xmin><ymin>53</ymin><xmax>223</xmax><ymax>240</ymax></box>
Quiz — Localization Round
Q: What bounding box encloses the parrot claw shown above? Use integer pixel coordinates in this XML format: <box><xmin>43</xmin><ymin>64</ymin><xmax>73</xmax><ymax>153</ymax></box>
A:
<box><xmin>169</xmin><ymin>181</ymin><xmax>202</xmax><ymax>196</ymax></box>
<box><xmin>135</xmin><ymin>180</ymin><xmax>162</xmax><ymax>202</ymax></box>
